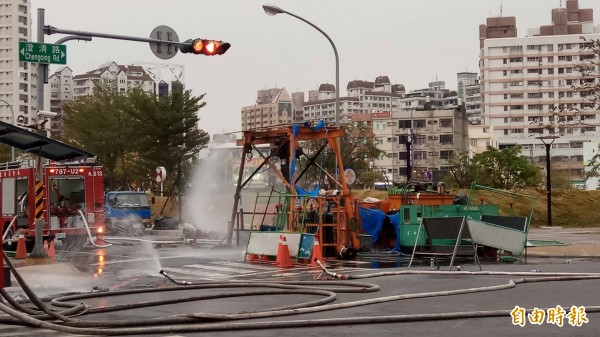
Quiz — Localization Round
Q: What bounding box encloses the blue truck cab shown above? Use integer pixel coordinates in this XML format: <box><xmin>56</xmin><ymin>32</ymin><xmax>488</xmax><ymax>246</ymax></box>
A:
<box><xmin>105</xmin><ymin>191</ymin><xmax>153</xmax><ymax>236</ymax></box>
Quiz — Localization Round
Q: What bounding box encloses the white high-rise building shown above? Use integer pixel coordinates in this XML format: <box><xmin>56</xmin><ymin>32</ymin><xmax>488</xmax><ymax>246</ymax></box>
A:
<box><xmin>0</xmin><ymin>0</ymin><xmax>37</xmax><ymax>127</ymax></box>
<box><xmin>480</xmin><ymin>0</ymin><xmax>600</xmax><ymax>178</ymax></box>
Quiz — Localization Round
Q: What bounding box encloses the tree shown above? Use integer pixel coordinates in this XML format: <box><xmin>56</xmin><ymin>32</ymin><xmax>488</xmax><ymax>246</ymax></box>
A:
<box><xmin>125</xmin><ymin>86</ymin><xmax>209</xmax><ymax>193</ymax></box>
<box><xmin>296</xmin><ymin>121</ymin><xmax>382</xmax><ymax>189</ymax></box>
<box><xmin>472</xmin><ymin>146</ymin><xmax>542</xmax><ymax>189</ymax></box>
<box><xmin>61</xmin><ymin>83</ymin><xmax>209</xmax><ymax>191</ymax></box>
<box><xmin>0</xmin><ymin>144</ymin><xmax>11</xmax><ymax>163</ymax></box>
<box><xmin>447</xmin><ymin>152</ymin><xmax>477</xmax><ymax>188</ymax></box>
<box><xmin>61</xmin><ymin>84</ymin><xmax>134</xmax><ymax>188</ymax></box>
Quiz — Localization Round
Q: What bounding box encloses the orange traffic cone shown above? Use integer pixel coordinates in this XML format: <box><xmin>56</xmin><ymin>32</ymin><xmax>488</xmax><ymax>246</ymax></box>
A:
<box><xmin>44</xmin><ymin>240</ymin><xmax>49</xmax><ymax>256</ymax></box>
<box><xmin>15</xmin><ymin>235</ymin><xmax>27</xmax><ymax>259</ymax></box>
<box><xmin>47</xmin><ymin>240</ymin><xmax>56</xmax><ymax>260</ymax></box>
<box><xmin>276</xmin><ymin>235</ymin><xmax>293</xmax><ymax>268</ymax></box>
<box><xmin>311</xmin><ymin>234</ymin><xmax>324</xmax><ymax>267</ymax></box>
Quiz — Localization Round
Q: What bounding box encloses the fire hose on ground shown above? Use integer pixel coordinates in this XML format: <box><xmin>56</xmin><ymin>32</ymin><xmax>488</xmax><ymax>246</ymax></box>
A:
<box><xmin>3</xmin><ymin>253</ymin><xmax>600</xmax><ymax>335</ymax></box>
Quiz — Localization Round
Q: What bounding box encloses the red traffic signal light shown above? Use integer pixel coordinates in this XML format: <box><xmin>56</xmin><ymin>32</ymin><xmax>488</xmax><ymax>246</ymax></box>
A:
<box><xmin>181</xmin><ymin>39</ymin><xmax>231</xmax><ymax>56</ymax></box>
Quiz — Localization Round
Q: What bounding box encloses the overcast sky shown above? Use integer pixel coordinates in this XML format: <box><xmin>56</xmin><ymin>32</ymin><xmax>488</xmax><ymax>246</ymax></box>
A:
<box><xmin>30</xmin><ymin>0</ymin><xmax>600</xmax><ymax>136</ymax></box>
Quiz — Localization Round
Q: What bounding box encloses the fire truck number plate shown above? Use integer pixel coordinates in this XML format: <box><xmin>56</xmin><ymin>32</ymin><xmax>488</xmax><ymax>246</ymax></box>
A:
<box><xmin>53</xmin><ymin>169</ymin><xmax>82</xmax><ymax>175</ymax></box>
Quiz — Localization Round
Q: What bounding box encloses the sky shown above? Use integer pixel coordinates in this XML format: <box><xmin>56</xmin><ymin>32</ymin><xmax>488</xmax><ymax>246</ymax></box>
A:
<box><xmin>30</xmin><ymin>0</ymin><xmax>600</xmax><ymax>137</ymax></box>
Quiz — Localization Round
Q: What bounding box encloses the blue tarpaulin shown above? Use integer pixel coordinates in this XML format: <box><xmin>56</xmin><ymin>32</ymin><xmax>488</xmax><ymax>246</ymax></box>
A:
<box><xmin>359</xmin><ymin>207</ymin><xmax>402</xmax><ymax>252</ymax></box>
<box><xmin>295</xmin><ymin>184</ymin><xmax>320</xmax><ymax>197</ymax></box>
<box><xmin>290</xmin><ymin>120</ymin><xmax>327</xmax><ymax>180</ymax></box>
<box><xmin>388</xmin><ymin>212</ymin><xmax>401</xmax><ymax>252</ymax></box>
<box><xmin>359</xmin><ymin>207</ymin><xmax>387</xmax><ymax>243</ymax></box>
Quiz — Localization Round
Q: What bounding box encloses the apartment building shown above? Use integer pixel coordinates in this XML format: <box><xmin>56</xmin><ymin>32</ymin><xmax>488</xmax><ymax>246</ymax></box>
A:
<box><xmin>47</xmin><ymin>66</ymin><xmax>73</xmax><ymax>133</ymax></box>
<box><xmin>301</xmin><ymin>76</ymin><xmax>405</xmax><ymax>124</ymax></box>
<box><xmin>0</xmin><ymin>0</ymin><xmax>37</xmax><ymax>127</ymax></box>
<box><xmin>371</xmin><ymin>107</ymin><xmax>469</xmax><ymax>183</ymax></box>
<box><xmin>241</xmin><ymin>88</ymin><xmax>293</xmax><ymax>131</ymax></box>
<box><xmin>73</xmin><ymin>61</ymin><xmax>154</xmax><ymax>98</ymax></box>
<box><xmin>457</xmin><ymin>72</ymin><xmax>482</xmax><ymax>125</ymax></box>
<box><xmin>399</xmin><ymin>81</ymin><xmax>458</xmax><ymax>112</ymax></box>
<box><xmin>480</xmin><ymin>0</ymin><xmax>600</xmax><ymax>177</ymax></box>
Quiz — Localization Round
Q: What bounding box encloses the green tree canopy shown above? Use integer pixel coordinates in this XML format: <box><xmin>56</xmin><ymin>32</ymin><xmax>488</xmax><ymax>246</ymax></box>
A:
<box><xmin>447</xmin><ymin>146</ymin><xmax>542</xmax><ymax>189</ymax></box>
<box><xmin>296</xmin><ymin>121</ymin><xmax>382</xmax><ymax>189</ymax></box>
<box><xmin>60</xmin><ymin>84</ymin><xmax>209</xmax><ymax>191</ymax></box>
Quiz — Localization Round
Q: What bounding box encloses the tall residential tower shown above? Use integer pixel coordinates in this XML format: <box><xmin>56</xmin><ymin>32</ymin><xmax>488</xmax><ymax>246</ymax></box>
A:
<box><xmin>0</xmin><ymin>0</ymin><xmax>37</xmax><ymax>127</ymax></box>
<box><xmin>480</xmin><ymin>0</ymin><xmax>600</xmax><ymax>177</ymax></box>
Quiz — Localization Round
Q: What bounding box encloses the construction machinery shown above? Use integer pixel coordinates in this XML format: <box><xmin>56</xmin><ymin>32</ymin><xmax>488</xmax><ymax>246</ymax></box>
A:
<box><xmin>228</xmin><ymin>122</ymin><xmax>358</xmax><ymax>258</ymax></box>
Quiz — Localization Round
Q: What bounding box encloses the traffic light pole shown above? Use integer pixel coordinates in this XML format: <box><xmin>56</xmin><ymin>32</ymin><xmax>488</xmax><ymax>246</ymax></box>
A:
<box><xmin>44</xmin><ymin>26</ymin><xmax>189</xmax><ymax>48</ymax></box>
<box><xmin>31</xmin><ymin>8</ymin><xmax>47</xmax><ymax>259</ymax></box>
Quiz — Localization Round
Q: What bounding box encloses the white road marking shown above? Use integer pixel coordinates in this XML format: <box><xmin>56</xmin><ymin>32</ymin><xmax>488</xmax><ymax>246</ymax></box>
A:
<box><xmin>161</xmin><ymin>267</ymin><xmax>228</xmax><ymax>278</ymax></box>
<box><xmin>183</xmin><ymin>263</ymin><xmax>257</xmax><ymax>274</ymax></box>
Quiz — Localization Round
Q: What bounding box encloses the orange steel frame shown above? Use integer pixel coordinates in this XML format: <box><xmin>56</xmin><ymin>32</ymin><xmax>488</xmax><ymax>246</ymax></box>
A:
<box><xmin>227</xmin><ymin>125</ymin><xmax>357</xmax><ymax>255</ymax></box>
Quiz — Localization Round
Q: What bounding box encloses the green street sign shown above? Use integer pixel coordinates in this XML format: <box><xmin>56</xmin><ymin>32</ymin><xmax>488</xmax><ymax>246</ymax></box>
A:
<box><xmin>18</xmin><ymin>42</ymin><xmax>66</xmax><ymax>65</ymax></box>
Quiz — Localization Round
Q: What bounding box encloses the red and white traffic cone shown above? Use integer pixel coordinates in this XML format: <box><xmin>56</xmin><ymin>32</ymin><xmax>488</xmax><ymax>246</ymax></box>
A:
<box><xmin>276</xmin><ymin>235</ymin><xmax>293</xmax><ymax>268</ymax></box>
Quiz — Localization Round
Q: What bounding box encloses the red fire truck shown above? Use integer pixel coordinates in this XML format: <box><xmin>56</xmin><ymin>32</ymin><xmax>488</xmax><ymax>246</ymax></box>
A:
<box><xmin>0</xmin><ymin>121</ymin><xmax>105</xmax><ymax>251</ymax></box>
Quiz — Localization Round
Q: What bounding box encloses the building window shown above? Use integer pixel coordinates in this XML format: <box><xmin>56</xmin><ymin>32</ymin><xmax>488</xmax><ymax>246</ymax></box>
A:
<box><xmin>413</xmin><ymin>151</ymin><xmax>426</xmax><ymax>160</ymax></box>
<box><xmin>413</xmin><ymin>119</ymin><xmax>426</xmax><ymax>128</ymax></box>
<box><xmin>439</xmin><ymin>134</ymin><xmax>453</xmax><ymax>144</ymax></box>
<box><xmin>413</xmin><ymin>135</ymin><xmax>426</xmax><ymax>145</ymax></box>
<box><xmin>512</xmin><ymin>128</ymin><xmax>524</xmax><ymax>134</ymax></box>
<box><xmin>398</xmin><ymin>120</ymin><xmax>411</xmax><ymax>129</ymax></box>
<box><xmin>439</xmin><ymin>150</ymin><xmax>453</xmax><ymax>159</ymax></box>
<box><xmin>439</xmin><ymin>118</ymin><xmax>453</xmax><ymax>128</ymax></box>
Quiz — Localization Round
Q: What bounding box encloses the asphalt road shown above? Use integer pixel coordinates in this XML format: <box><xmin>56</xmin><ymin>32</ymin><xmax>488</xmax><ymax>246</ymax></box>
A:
<box><xmin>3</xmin><ymin>231</ymin><xmax>600</xmax><ymax>337</ymax></box>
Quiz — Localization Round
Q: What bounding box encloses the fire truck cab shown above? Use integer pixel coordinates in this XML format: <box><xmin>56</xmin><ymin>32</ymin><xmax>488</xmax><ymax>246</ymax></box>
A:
<box><xmin>0</xmin><ymin>121</ymin><xmax>104</xmax><ymax>251</ymax></box>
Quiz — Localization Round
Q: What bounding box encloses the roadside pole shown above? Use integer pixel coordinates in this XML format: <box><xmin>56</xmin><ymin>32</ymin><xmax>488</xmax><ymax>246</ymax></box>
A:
<box><xmin>30</xmin><ymin>8</ymin><xmax>47</xmax><ymax>258</ymax></box>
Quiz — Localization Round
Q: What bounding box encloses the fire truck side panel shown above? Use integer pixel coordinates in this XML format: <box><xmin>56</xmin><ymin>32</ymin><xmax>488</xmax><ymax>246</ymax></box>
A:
<box><xmin>43</xmin><ymin>166</ymin><xmax>104</xmax><ymax>240</ymax></box>
<box><xmin>91</xmin><ymin>166</ymin><xmax>105</xmax><ymax>226</ymax></box>
<box><xmin>0</xmin><ymin>168</ymin><xmax>35</xmax><ymax>235</ymax></box>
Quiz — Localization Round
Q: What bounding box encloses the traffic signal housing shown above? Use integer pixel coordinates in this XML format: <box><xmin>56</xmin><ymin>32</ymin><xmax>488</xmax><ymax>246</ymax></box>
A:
<box><xmin>180</xmin><ymin>39</ymin><xmax>231</xmax><ymax>56</ymax></box>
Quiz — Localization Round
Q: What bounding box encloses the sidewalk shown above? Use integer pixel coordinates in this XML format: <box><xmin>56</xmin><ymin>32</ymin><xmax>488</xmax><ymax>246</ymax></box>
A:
<box><xmin>526</xmin><ymin>226</ymin><xmax>600</xmax><ymax>257</ymax></box>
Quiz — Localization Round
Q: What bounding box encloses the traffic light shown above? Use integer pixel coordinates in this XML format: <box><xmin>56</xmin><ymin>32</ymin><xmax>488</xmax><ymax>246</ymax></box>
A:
<box><xmin>180</xmin><ymin>39</ymin><xmax>231</xmax><ymax>56</ymax></box>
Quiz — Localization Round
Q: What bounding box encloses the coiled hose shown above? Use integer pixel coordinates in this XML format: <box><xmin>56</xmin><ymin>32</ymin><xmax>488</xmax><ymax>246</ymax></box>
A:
<box><xmin>3</xmin><ymin>252</ymin><xmax>600</xmax><ymax>335</ymax></box>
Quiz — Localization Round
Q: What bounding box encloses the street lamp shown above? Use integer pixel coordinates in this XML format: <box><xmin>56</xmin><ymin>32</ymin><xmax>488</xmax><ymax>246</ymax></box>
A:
<box><xmin>0</xmin><ymin>99</ymin><xmax>15</xmax><ymax>161</ymax></box>
<box><xmin>537</xmin><ymin>135</ymin><xmax>559</xmax><ymax>227</ymax></box>
<box><xmin>262</xmin><ymin>5</ymin><xmax>340</xmax><ymax>126</ymax></box>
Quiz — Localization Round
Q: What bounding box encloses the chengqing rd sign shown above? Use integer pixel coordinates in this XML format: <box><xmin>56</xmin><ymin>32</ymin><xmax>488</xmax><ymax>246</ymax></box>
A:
<box><xmin>19</xmin><ymin>42</ymin><xmax>67</xmax><ymax>65</ymax></box>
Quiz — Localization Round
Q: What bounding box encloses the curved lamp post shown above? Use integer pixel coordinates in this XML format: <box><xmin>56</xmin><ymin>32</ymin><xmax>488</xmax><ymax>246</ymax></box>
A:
<box><xmin>262</xmin><ymin>5</ymin><xmax>340</xmax><ymax>126</ymax></box>
<box><xmin>0</xmin><ymin>99</ymin><xmax>16</xmax><ymax>161</ymax></box>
